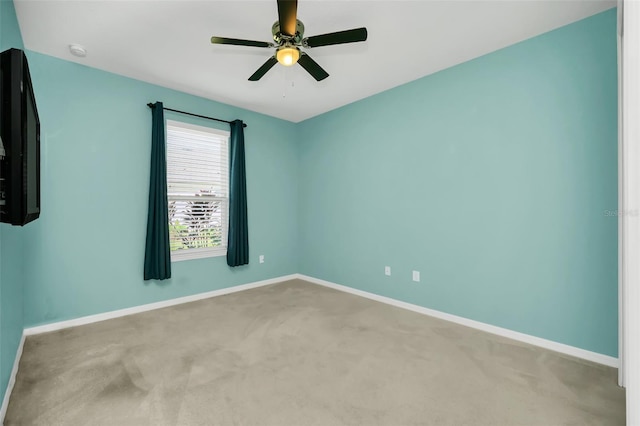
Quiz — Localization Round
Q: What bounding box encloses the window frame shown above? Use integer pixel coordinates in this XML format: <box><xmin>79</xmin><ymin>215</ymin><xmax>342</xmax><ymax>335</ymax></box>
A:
<box><xmin>165</xmin><ymin>119</ymin><xmax>230</xmax><ymax>262</ymax></box>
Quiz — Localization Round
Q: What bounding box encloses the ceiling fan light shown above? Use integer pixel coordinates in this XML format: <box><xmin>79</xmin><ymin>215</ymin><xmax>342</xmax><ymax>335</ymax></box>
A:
<box><xmin>276</xmin><ymin>46</ymin><xmax>300</xmax><ymax>66</ymax></box>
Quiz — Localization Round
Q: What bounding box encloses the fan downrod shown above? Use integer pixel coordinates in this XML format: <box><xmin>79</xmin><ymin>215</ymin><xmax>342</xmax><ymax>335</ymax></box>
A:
<box><xmin>271</xmin><ymin>19</ymin><xmax>304</xmax><ymax>45</ymax></box>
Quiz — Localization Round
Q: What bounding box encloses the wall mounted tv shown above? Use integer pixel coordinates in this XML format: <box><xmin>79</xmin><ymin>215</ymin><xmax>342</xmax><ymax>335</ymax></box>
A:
<box><xmin>0</xmin><ymin>48</ymin><xmax>40</xmax><ymax>226</ymax></box>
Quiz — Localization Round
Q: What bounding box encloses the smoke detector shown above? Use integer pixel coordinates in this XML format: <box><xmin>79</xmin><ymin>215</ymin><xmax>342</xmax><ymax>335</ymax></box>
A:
<box><xmin>69</xmin><ymin>44</ymin><xmax>87</xmax><ymax>58</ymax></box>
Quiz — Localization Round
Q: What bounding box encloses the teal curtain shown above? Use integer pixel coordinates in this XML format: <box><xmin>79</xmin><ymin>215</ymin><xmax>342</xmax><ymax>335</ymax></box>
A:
<box><xmin>227</xmin><ymin>120</ymin><xmax>249</xmax><ymax>267</ymax></box>
<box><xmin>144</xmin><ymin>102</ymin><xmax>171</xmax><ymax>280</ymax></box>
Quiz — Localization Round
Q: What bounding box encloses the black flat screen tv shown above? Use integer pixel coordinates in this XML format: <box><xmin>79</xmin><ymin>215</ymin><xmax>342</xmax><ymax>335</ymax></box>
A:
<box><xmin>0</xmin><ymin>48</ymin><xmax>40</xmax><ymax>226</ymax></box>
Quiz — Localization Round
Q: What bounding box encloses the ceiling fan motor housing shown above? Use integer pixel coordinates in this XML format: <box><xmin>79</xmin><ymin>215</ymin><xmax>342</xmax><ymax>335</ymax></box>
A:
<box><xmin>272</xmin><ymin>19</ymin><xmax>305</xmax><ymax>45</ymax></box>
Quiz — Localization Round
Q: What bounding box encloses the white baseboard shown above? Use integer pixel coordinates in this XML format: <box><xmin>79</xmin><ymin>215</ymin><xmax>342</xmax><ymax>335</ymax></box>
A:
<box><xmin>297</xmin><ymin>274</ymin><xmax>619</xmax><ymax>368</ymax></box>
<box><xmin>0</xmin><ymin>333</ymin><xmax>25</xmax><ymax>424</ymax></box>
<box><xmin>18</xmin><ymin>272</ymin><xmax>619</xmax><ymax>369</ymax></box>
<box><xmin>24</xmin><ymin>274</ymin><xmax>299</xmax><ymax>336</ymax></box>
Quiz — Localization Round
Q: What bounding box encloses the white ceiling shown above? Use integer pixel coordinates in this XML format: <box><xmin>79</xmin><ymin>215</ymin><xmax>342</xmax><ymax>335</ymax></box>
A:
<box><xmin>15</xmin><ymin>0</ymin><xmax>614</xmax><ymax>123</ymax></box>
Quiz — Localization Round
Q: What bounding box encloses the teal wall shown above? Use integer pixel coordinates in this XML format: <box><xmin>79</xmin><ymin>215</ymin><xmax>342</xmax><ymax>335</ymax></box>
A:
<box><xmin>22</xmin><ymin>52</ymin><xmax>299</xmax><ymax>327</ymax></box>
<box><xmin>0</xmin><ymin>0</ymin><xmax>25</xmax><ymax>407</ymax></box>
<box><xmin>298</xmin><ymin>10</ymin><xmax>618</xmax><ymax>357</ymax></box>
<box><xmin>0</xmin><ymin>226</ymin><xmax>23</xmax><ymax>404</ymax></box>
<box><xmin>0</xmin><ymin>0</ymin><xmax>22</xmax><ymax>51</ymax></box>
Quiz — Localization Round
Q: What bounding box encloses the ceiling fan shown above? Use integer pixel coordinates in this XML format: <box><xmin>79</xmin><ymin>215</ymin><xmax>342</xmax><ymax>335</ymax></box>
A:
<box><xmin>210</xmin><ymin>0</ymin><xmax>368</xmax><ymax>82</ymax></box>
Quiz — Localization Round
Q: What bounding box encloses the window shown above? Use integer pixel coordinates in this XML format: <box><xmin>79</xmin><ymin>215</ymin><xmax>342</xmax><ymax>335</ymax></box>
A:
<box><xmin>166</xmin><ymin>120</ymin><xmax>229</xmax><ymax>261</ymax></box>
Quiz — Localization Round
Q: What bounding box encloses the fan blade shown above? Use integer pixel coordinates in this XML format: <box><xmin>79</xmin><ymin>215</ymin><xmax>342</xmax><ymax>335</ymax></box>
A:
<box><xmin>249</xmin><ymin>56</ymin><xmax>278</xmax><ymax>81</ymax></box>
<box><xmin>298</xmin><ymin>53</ymin><xmax>329</xmax><ymax>81</ymax></box>
<box><xmin>277</xmin><ymin>0</ymin><xmax>298</xmax><ymax>37</ymax></box>
<box><xmin>211</xmin><ymin>36</ymin><xmax>273</xmax><ymax>48</ymax></box>
<box><xmin>303</xmin><ymin>27</ymin><xmax>368</xmax><ymax>48</ymax></box>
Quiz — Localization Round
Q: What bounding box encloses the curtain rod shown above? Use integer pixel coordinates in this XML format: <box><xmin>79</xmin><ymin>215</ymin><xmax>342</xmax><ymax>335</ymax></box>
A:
<box><xmin>147</xmin><ymin>103</ymin><xmax>247</xmax><ymax>128</ymax></box>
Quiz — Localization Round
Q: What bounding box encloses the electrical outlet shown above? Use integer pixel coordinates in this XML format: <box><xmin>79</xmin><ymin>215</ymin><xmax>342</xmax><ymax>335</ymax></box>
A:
<box><xmin>259</xmin><ymin>255</ymin><xmax>264</xmax><ymax>264</ymax></box>
<box><xmin>385</xmin><ymin>266</ymin><xmax>391</xmax><ymax>276</ymax></box>
<box><xmin>412</xmin><ymin>270</ymin><xmax>420</xmax><ymax>282</ymax></box>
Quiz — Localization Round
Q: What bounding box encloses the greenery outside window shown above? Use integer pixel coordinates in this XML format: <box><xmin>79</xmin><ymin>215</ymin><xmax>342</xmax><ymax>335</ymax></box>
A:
<box><xmin>166</xmin><ymin>120</ymin><xmax>229</xmax><ymax>261</ymax></box>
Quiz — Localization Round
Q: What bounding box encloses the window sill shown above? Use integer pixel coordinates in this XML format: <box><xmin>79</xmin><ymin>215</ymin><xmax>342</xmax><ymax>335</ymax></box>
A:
<box><xmin>171</xmin><ymin>247</ymin><xmax>227</xmax><ymax>262</ymax></box>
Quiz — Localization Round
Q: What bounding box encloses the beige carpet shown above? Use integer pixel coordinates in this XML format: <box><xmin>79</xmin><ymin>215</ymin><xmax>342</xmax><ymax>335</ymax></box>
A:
<box><xmin>5</xmin><ymin>279</ymin><xmax>625</xmax><ymax>425</ymax></box>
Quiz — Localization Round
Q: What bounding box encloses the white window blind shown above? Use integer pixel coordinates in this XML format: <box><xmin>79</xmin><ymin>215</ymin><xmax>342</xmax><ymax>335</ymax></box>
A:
<box><xmin>166</xmin><ymin>120</ymin><xmax>229</xmax><ymax>261</ymax></box>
